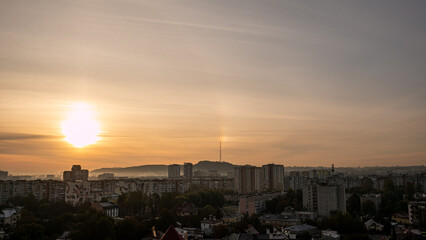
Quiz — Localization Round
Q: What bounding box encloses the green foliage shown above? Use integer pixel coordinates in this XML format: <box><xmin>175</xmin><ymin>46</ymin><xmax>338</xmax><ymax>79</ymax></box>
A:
<box><xmin>212</xmin><ymin>224</ymin><xmax>228</xmax><ymax>238</ymax></box>
<box><xmin>115</xmin><ymin>218</ymin><xmax>145</xmax><ymax>240</ymax></box>
<box><xmin>361</xmin><ymin>200</ymin><xmax>376</xmax><ymax>216</ymax></box>
<box><xmin>320</xmin><ymin>211</ymin><xmax>366</xmax><ymax>235</ymax></box>
<box><xmin>346</xmin><ymin>193</ymin><xmax>361</xmax><ymax>215</ymax></box>
<box><xmin>265</xmin><ymin>189</ymin><xmax>303</xmax><ymax>213</ymax></box>
<box><xmin>361</xmin><ymin>178</ymin><xmax>374</xmax><ymax>193</ymax></box>
<box><xmin>157</xmin><ymin>209</ymin><xmax>177</xmax><ymax>232</ymax></box>
<box><xmin>404</xmin><ymin>182</ymin><xmax>415</xmax><ymax>200</ymax></box>
<box><xmin>14</xmin><ymin>223</ymin><xmax>45</xmax><ymax>240</ymax></box>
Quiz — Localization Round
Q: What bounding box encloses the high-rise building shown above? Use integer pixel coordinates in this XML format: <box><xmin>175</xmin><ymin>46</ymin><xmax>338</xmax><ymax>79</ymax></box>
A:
<box><xmin>234</xmin><ymin>166</ymin><xmax>257</xmax><ymax>194</ymax></box>
<box><xmin>168</xmin><ymin>164</ymin><xmax>181</xmax><ymax>178</ymax></box>
<box><xmin>360</xmin><ymin>194</ymin><xmax>381</xmax><ymax>214</ymax></box>
<box><xmin>302</xmin><ymin>183</ymin><xmax>346</xmax><ymax>217</ymax></box>
<box><xmin>183</xmin><ymin>163</ymin><xmax>193</xmax><ymax>181</ymax></box>
<box><xmin>0</xmin><ymin>171</ymin><xmax>8</xmax><ymax>180</ymax></box>
<box><xmin>408</xmin><ymin>201</ymin><xmax>426</xmax><ymax>226</ymax></box>
<box><xmin>63</xmin><ymin>165</ymin><xmax>89</xmax><ymax>182</ymax></box>
<box><xmin>262</xmin><ymin>164</ymin><xmax>285</xmax><ymax>192</ymax></box>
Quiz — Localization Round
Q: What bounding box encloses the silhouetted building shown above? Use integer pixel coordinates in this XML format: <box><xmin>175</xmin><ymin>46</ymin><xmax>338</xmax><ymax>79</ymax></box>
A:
<box><xmin>63</xmin><ymin>165</ymin><xmax>89</xmax><ymax>182</ymax></box>
<box><xmin>234</xmin><ymin>166</ymin><xmax>256</xmax><ymax>194</ymax></box>
<box><xmin>262</xmin><ymin>164</ymin><xmax>285</xmax><ymax>191</ymax></box>
<box><xmin>168</xmin><ymin>164</ymin><xmax>181</xmax><ymax>178</ymax></box>
<box><xmin>0</xmin><ymin>171</ymin><xmax>7</xmax><ymax>180</ymax></box>
<box><xmin>183</xmin><ymin>163</ymin><xmax>193</xmax><ymax>181</ymax></box>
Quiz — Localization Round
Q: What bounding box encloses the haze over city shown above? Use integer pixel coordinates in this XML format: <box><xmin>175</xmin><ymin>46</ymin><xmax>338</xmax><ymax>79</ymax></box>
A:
<box><xmin>1</xmin><ymin>0</ymin><xmax>426</xmax><ymax>174</ymax></box>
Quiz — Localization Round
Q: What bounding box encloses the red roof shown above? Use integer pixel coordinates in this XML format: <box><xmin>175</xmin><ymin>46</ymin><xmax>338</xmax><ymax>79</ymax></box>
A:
<box><xmin>160</xmin><ymin>226</ymin><xmax>185</xmax><ymax>240</ymax></box>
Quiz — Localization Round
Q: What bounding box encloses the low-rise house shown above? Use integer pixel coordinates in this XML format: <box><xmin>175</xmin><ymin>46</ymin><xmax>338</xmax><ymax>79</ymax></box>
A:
<box><xmin>91</xmin><ymin>202</ymin><xmax>119</xmax><ymax>218</ymax></box>
<box><xmin>161</xmin><ymin>226</ymin><xmax>185</xmax><ymax>240</ymax></box>
<box><xmin>294</xmin><ymin>211</ymin><xmax>317</xmax><ymax>221</ymax></box>
<box><xmin>175</xmin><ymin>202</ymin><xmax>198</xmax><ymax>216</ymax></box>
<box><xmin>391</xmin><ymin>213</ymin><xmax>410</xmax><ymax>225</ymax></box>
<box><xmin>0</xmin><ymin>208</ymin><xmax>22</xmax><ymax>227</ymax></box>
<box><xmin>364</xmin><ymin>219</ymin><xmax>384</xmax><ymax>232</ymax></box>
<box><xmin>200</xmin><ymin>218</ymin><xmax>224</xmax><ymax>236</ymax></box>
<box><xmin>284</xmin><ymin>224</ymin><xmax>318</xmax><ymax>240</ymax></box>
<box><xmin>56</xmin><ymin>231</ymin><xmax>71</xmax><ymax>240</ymax></box>
<box><xmin>322</xmin><ymin>230</ymin><xmax>340</xmax><ymax>240</ymax></box>
<box><xmin>222</xmin><ymin>214</ymin><xmax>244</xmax><ymax>224</ymax></box>
<box><xmin>259</xmin><ymin>214</ymin><xmax>301</xmax><ymax>227</ymax></box>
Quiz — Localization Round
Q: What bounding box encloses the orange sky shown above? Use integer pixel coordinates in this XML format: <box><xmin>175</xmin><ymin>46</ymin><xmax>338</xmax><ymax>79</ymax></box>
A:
<box><xmin>1</xmin><ymin>1</ymin><xmax>426</xmax><ymax>174</ymax></box>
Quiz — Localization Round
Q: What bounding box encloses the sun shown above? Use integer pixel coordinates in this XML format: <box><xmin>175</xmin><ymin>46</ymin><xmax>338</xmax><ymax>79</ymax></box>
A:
<box><xmin>61</xmin><ymin>102</ymin><xmax>101</xmax><ymax>148</ymax></box>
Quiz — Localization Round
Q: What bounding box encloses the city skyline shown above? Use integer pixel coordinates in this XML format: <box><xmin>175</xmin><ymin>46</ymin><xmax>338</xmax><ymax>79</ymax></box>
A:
<box><xmin>1</xmin><ymin>0</ymin><xmax>426</xmax><ymax>174</ymax></box>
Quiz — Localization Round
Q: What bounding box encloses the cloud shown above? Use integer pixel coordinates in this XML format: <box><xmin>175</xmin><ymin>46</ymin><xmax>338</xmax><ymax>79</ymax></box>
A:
<box><xmin>0</xmin><ymin>132</ymin><xmax>60</xmax><ymax>141</ymax></box>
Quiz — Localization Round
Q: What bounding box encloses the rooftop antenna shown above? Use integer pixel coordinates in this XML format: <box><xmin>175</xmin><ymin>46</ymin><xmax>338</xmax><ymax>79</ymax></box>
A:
<box><xmin>220</xmin><ymin>141</ymin><xmax>222</xmax><ymax>162</ymax></box>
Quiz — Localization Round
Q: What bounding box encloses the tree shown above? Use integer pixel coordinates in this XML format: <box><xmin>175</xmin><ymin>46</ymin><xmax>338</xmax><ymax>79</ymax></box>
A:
<box><xmin>362</xmin><ymin>200</ymin><xmax>376</xmax><ymax>216</ymax></box>
<box><xmin>404</xmin><ymin>182</ymin><xmax>415</xmax><ymax>200</ymax></box>
<box><xmin>361</xmin><ymin>178</ymin><xmax>374</xmax><ymax>193</ymax></box>
<box><xmin>115</xmin><ymin>218</ymin><xmax>144</xmax><ymax>240</ymax></box>
<box><xmin>347</xmin><ymin>193</ymin><xmax>361</xmax><ymax>215</ymax></box>
<box><xmin>213</xmin><ymin>224</ymin><xmax>228</xmax><ymax>238</ymax></box>
<box><xmin>157</xmin><ymin>209</ymin><xmax>176</xmax><ymax>232</ymax></box>
<box><xmin>383</xmin><ymin>178</ymin><xmax>395</xmax><ymax>193</ymax></box>
<box><xmin>14</xmin><ymin>223</ymin><xmax>45</xmax><ymax>240</ymax></box>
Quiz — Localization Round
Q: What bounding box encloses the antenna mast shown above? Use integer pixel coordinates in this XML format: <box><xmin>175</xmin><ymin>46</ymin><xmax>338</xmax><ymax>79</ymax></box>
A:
<box><xmin>220</xmin><ymin>141</ymin><xmax>222</xmax><ymax>162</ymax></box>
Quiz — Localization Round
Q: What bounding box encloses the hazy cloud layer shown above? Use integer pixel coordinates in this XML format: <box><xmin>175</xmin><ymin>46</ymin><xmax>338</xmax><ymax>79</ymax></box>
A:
<box><xmin>0</xmin><ymin>0</ymin><xmax>426</xmax><ymax>173</ymax></box>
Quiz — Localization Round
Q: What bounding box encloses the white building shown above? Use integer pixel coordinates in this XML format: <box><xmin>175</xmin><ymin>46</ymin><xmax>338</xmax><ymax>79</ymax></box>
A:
<box><xmin>302</xmin><ymin>184</ymin><xmax>346</xmax><ymax>217</ymax></box>
<box><xmin>322</xmin><ymin>230</ymin><xmax>340</xmax><ymax>240</ymax></box>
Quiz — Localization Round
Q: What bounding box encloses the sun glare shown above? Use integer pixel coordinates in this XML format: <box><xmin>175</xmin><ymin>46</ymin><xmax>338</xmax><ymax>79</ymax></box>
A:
<box><xmin>61</xmin><ymin>102</ymin><xmax>101</xmax><ymax>148</ymax></box>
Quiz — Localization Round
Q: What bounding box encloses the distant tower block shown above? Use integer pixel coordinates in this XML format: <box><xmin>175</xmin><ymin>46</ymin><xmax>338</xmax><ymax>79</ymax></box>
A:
<box><xmin>332</xmin><ymin>164</ymin><xmax>335</xmax><ymax>175</ymax></box>
<box><xmin>184</xmin><ymin>163</ymin><xmax>193</xmax><ymax>181</ymax></box>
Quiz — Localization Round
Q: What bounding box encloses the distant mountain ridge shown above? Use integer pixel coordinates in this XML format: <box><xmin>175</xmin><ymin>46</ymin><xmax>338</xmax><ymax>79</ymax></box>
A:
<box><xmin>91</xmin><ymin>160</ymin><xmax>237</xmax><ymax>177</ymax></box>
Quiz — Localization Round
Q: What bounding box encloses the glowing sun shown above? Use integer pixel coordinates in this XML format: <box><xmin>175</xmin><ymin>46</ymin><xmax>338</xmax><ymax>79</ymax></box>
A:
<box><xmin>61</xmin><ymin>102</ymin><xmax>101</xmax><ymax>148</ymax></box>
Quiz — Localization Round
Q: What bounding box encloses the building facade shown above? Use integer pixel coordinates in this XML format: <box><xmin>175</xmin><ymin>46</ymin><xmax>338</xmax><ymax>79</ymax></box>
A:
<box><xmin>302</xmin><ymin>183</ymin><xmax>346</xmax><ymax>217</ymax></box>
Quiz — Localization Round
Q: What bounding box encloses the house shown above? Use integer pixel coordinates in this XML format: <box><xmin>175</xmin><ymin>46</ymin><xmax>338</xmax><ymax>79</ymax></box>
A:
<box><xmin>161</xmin><ymin>226</ymin><xmax>185</xmax><ymax>240</ymax></box>
<box><xmin>322</xmin><ymin>230</ymin><xmax>340</xmax><ymax>240</ymax></box>
<box><xmin>175</xmin><ymin>202</ymin><xmax>198</xmax><ymax>216</ymax></box>
<box><xmin>364</xmin><ymin>219</ymin><xmax>384</xmax><ymax>232</ymax></box>
<box><xmin>391</xmin><ymin>213</ymin><xmax>410</xmax><ymax>225</ymax></box>
<box><xmin>284</xmin><ymin>224</ymin><xmax>318</xmax><ymax>240</ymax></box>
<box><xmin>200</xmin><ymin>218</ymin><xmax>224</xmax><ymax>235</ymax></box>
<box><xmin>259</xmin><ymin>214</ymin><xmax>301</xmax><ymax>227</ymax></box>
<box><xmin>222</xmin><ymin>214</ymin><xmax>244</xmax><ymax>224</ymax></box>
<box><xmin>91</xmin><ymin>202</ymin><xmax>119</xmax><ymax>218</ymax></box>
<box><xmin>0</xmin><ymin>208</ymin><xmax>22</xmax><ymax>227</ymax></box>
<box><xmin>56</xmin><ymin>231</ymin><xmax>71</xmax><ymax>240</ymax></box>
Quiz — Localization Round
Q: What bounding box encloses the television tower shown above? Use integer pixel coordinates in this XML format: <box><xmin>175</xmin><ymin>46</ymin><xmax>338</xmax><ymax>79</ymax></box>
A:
<box><xmin>220</xmin><ymin>141</ymin><xmax>222</xmax><ymax>162</ymax></box>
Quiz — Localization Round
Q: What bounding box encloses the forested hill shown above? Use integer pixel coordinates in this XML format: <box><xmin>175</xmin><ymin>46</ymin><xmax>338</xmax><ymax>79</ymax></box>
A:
<box><xmin>91</xmin><ymin>160</ymin><xmax>237</xmax><ymax>177</ymax></box>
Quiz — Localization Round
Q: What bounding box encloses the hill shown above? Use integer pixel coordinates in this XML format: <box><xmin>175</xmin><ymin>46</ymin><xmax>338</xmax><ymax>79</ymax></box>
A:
<box><xmin>91</xmin><ymin>161</ymin><xmax>237</xmax><ymax>177</ymax></box>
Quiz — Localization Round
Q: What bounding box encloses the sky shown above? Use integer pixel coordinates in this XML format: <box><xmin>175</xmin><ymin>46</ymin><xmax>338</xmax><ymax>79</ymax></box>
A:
<box><xmin>1</xmin><ymin>0</ymin><xmax>426</xmax><ymax>174</ymax></box>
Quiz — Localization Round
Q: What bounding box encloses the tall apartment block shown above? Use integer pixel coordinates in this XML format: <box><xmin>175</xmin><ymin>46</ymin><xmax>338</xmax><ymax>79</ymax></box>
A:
<box><xmin>408</xmin><ymin>201</ymin><xmax>426</xmax><ymax>226</ymax></box>
<box><xmin>0</xmin><ymin>171</ymin><xmax>8</xmax><ymax>180</ymax></box>
<box><xmin>262</xmin><ymin>164</ymin><xmax>285</xmax><ymax>192</ymax></box>
<box><xmin>168</xmin><ymin>164</ymin><xmax>181</xmax><ymax>178</ymax></box>
<box><xmin>234</xmin><ymin>166</ymin><xmax>257</xmax><ymax>194</ymax></box>
<box><xmin>63</xmin><ymin>165</ymin><xmax>89</xmax><ymax>182</ymax></box>
<box><xmin>302</xmin><ymin>183</ymin><xmax>346</xmax><ymax>217</ymax></box>
<box><xmin>183</xmin><ymin>163</ymin><xmax>193</xmax><ymax>181</ymax></box>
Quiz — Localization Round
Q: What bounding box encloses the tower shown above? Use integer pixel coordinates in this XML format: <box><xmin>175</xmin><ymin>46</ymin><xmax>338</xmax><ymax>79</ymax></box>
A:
<box><xmin>220</xmin><ymin>141</ymin><xmax>222</xmax><ymax>162</ymax></box>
